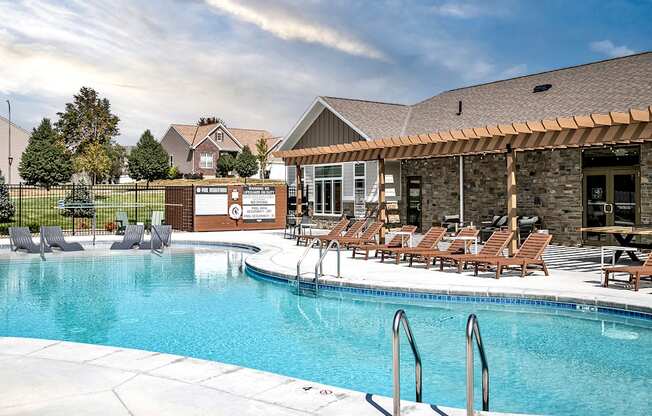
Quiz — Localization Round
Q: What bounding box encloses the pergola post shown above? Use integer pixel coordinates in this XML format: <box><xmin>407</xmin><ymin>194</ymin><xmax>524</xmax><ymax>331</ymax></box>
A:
<box><xmin>378</xmin><ymin>158</ymin><xmax>386</xmax><ymax>243</ymax></box>
<box><xmin>506</xmin><ymin>147</ymin><xmax>517</xmax><ymax>255</ymax></box>
<box><xmin>295</xmin><ymin>163</ymin><xmax>302</xmax><ymax>217</ymax></box>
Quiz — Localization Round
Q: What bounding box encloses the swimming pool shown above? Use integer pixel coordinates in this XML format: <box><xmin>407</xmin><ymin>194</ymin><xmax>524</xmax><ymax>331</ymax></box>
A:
<box><xmin>0</xmin><ymin>246</ymin><xmax>650</xmax><ymax>415</ymax></box>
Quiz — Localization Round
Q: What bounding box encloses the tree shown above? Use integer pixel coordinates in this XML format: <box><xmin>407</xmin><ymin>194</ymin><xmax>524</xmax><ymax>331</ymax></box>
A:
<box><xmin>55</xmin><ymin>87</ymin><xmax>120</xmax><ymax>153</ymax></box>
<box><xmin>74</xmin><ymin>142</ymin><xmax>111</xmax><ymax>185</ymax></box>
<box><xmin>197</xmin><ymin>117</ymin><xmax>225</xmax><ymax>126</ymax></box>
<box><xmin>255</xmin><ymin>136</ymin><xmax>270</xmax><ymax>178</ymax></box>
<box><xmin>0</xmin><ymin>170</ymin><xmax>15</xmax><ymax>223</ymax></box>
<box><xmin>216</xmin><ymin>153</ymin><xmax>235</xmax><ymax>177</ymax></box>
<box><xmin>127</xmin><ymin>130</ymin><xmax>169</xmax><ymax>184</ymax></box>
<box><xmin>105</xmin><ymin>142</ymin><xmax>127</xmax><ymax>183</ymax></box>
<box><xmin>235</xmin><ymin>146</ymin><xmax>258</xmax><ymax>179</ymax></box>
<box><xmin>60</xmin><ymin>180</ymin><xmax>95</xmax><ymax>218</ymax></box>
<box><xmin>19</xmin><ymin>118</ymin><xmax>73</xmax><ymax>188</ymax></box>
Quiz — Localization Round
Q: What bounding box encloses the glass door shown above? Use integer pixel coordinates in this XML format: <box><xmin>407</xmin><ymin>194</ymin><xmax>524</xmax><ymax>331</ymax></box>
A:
<box><xmin>583</xmin><ymin>168</ymin><xmax>639</xmax><ymax>244</ymax></box>
<box><xmin>407</xmin><ymin>176</ymin><xmax>422</xmax><ymax>230</ymax></box>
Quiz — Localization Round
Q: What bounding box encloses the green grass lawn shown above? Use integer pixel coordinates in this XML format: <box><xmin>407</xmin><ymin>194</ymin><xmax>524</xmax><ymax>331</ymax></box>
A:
<box><xmin>3</xmin><ymin>188</ymin><xmax>167</xmax><ymax>235</ymax></box>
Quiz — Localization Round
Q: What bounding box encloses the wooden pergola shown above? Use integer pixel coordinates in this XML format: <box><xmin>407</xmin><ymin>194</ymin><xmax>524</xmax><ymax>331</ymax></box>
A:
<box><xmin>275</xmin><ymin>106</ymin><xmax>652</xmax><ymax>251</ymax></box>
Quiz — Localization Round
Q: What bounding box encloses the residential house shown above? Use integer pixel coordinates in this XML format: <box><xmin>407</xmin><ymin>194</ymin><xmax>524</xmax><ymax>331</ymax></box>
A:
<box><xmin>0</xmin><ymin>115</ymin><xmax>30</xmax><ymax>184</ymax></box>
<box><xmin>160</xmin><ymin>121</ymin><xmax>282</xmax><ymax>177</ymax></box>
<box><xmin>277</xmin><ymin>52</ymin><xmax>652</xmax><ymax>245</ymax></box>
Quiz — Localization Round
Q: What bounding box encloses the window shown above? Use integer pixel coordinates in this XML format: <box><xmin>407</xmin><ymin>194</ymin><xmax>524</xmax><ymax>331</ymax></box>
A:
<box><xmin>314</xmin><ymin>165</ymin><xmax>342</xmax><ymax>215</ymax></box>
<box><xmin>169</xmin><ymin>155</ymin><xmax>174</xmax><ymax>166</ymax></box>
<box><xmin>217</xmin><ymin>131</ymin><xmax>224</xmax><ymax>141</ymax></box>
<box><xmin>200</xmin><ymin>152</ymin><xmax>214</xmax><ymax>168</ymax></box>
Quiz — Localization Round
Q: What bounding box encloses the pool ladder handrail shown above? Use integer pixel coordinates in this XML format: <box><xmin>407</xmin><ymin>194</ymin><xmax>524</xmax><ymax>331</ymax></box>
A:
<box><xmin>296</xmin><ymin>238</ymin><xmax>321</xmax><ymax>290</ymax></box>
<box><xmin>466</xmin><ymin>314</ymin><xmax>489</xmax><ymax>416</ymax></box>
<box><xmin>150</xmin><ymin>226</ymin><xmax>166</xmax><ymax>256</ymax></box>
<box><xmin>39</xmin><ymin>226</ymin><xmax>46</xmax><ymax>261</ymax></box>
<box><xmin>392</xmin><ymin>309</ymin><xmax>422</xmax><ymax>416</ymax></box>
<box><xmin>314</xmin><ymin>239</ymin><xmax>340</xmax><ymax>294</ymax></box>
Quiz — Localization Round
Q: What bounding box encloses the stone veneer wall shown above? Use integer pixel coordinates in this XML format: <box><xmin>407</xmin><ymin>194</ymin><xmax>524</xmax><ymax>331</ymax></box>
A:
<box><xmin>399</xmin><ymin>157</ymin><xmax>459</xmax><ymax>228</ymax></box>
<box><xmin>401</xmin><ymin>148</ymin><xmax>584</xmax><ymax>245</ymax></box>
<box><xmin>639</xmin><ymin>142</ymin><xmax>652</xmax><ymax>227</ymax></box>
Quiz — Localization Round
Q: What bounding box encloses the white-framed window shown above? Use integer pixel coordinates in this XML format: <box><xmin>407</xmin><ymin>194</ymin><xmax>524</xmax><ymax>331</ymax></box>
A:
<box><xmin>200</xmin><ymin>152</ymin><xmax>214</xmax><ymax>168</ymax></box>
<box><xmin>314</xmin><ymin>164</ymin><xmax>342</xmax><ymax>215</ymax></box>
<box><xmin>353</xmin><ymin>162</ymin><xmax>365</xmax><ymax>215</ymax></box>
<box><xmin>217</xmin><ymin>131</ymin><xmax>224</xmax><ymax>141</ymax></box>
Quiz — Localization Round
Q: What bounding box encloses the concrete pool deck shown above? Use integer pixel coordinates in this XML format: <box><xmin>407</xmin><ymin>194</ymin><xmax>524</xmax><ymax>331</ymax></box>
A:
<box><xmin>0</xmin><ymin>337</ymin><xmax>520</xmax><ymax>416</ymax></box>
<box><xmin>1</xmin><ymin>229</ymin><xmax>651</xmax><ymax>415</ymax></box>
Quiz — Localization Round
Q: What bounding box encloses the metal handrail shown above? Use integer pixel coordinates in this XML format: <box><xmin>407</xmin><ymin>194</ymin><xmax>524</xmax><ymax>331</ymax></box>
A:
<box><xmin>314</xmin><ymin>240</ymin><xmax>340</xmax><ymax>294</ymax></box>
<box><xmin>296</xmin><ymin>238</ymin><xmax>320</xmax><ymax>290</ymax></box>
<box><xmin>150</xmin><ymin>226</ymin><xmax>166</xmax><ymax>255</ymax></box>
<box><xmin>466</xmin><ymin>314</ymin><xmax>489</xmax><ymax>416</ymax></box>
<box><xmin>392</xmin><ymin>309</ymin><xmax>422</xmax><ymax>416</ymax></box>
<box><xmin>39</xmin><ymin>226</ymin><xmax>46</xmax><ymax>261</ymax></box>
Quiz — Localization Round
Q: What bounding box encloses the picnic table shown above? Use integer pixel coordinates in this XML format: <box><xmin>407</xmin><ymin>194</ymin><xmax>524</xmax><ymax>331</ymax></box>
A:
<box><xmin>578</xmin><ymin>226</ymin><xmax>652</xmax><ymax>262</ymax></box>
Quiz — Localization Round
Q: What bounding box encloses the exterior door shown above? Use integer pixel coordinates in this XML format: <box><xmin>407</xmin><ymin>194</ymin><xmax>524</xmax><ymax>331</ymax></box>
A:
<box><xmin>583</xmin><ymin>168</ymin><xmax>639</xmax><ymax>244</ymax></box>
<box><xmin>406</xmin><ymin>177</ymin><xmax>422</xmax><ymax>230</ymax></box>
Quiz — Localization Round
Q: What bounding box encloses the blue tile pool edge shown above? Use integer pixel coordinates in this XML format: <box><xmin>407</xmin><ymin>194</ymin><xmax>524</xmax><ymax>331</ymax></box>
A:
<box><xmin>244</xmin><ymin>262</ymin><xmax>652</xmax><ymax>322</ymax></box>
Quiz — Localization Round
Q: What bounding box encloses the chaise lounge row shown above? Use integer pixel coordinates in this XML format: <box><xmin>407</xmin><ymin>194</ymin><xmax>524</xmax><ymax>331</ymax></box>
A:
<box><xmin>299</xmin><ymin>219</ymin><xmax>552</xmax><ymax>279</ymax></box>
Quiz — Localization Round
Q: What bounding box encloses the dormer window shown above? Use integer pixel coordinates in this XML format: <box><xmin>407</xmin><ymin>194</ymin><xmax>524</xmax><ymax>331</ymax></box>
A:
<box><xmin>217</xmin><ymin>131</ymin><xmax>224</xmax><ymax>141</ymax></box>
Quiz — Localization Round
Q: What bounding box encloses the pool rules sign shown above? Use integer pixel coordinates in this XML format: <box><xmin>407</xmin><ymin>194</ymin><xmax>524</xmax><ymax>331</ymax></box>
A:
<box><xmin>242</xmin><ymin>186</ymin><xmax>276</xmax><ymax>223</ymax></box>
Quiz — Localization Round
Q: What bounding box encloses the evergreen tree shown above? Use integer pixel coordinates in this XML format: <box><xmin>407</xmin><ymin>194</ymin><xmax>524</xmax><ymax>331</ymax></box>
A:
<box><xmin>105</xmin><ymin>141</ymin><xmax>127</xmax><ymax>183</ymax></box>
<box><xmin>19</xmin><ymin>119</ymin><xmax>73</xmax><ymax>188</ymax></box>
<box><xmin>197</xmin><ymin>117</ymin><xmax>225</xmax><ymax>126</ymax></box>
<box><xmin>0</xmin><ymin>170</ymin><xmax>15</xmax><ymax>223</ymax></box>
<box><xmin>234</xmin><ymin>146</ymin><xmax>258</xmax><ymax>178</ymax></box>
<box><xmin>55</xmin><ymin>87</ymin><xmax>120</xmax><ymax>153</ymax></box>
<box><xmin>60</xmin><ymin>181</ymin><xmax>95</xmax><ymax>219</ymax></box>
<box><xmin>127</xmin><ymin>130</ymin><xmax>169</xmax><ymax>184</ymax></box>
<box><xmin>216</xmin><ymin>153</ymin><xmax>235</xmax><ymax>177</ymax></box>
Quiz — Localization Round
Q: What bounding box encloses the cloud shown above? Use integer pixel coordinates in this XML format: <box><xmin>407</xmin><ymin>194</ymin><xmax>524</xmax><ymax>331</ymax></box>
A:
<box><xmin>204</xmin><ymin>0</ymin><xmax>386</xmax><ymax>60</ymax></box>
<box><xmin>500</xmin><ymin>64</ymin><xmax>528</xmax><ymax>78</ymax></box>
<box><xmin>590</xmin><ymin>40</ymin><xmax>635</xmax><ymax>58</ymax></box>
<box><xmin>430</xmin><ymin>1</ymin><xmax>507</xmax><ymax>18</ymax></box>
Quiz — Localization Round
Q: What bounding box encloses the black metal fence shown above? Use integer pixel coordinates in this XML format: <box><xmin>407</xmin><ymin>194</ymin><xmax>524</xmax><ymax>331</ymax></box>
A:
<box><xmin>287</xmin><ymin>184</ymin><xmax>311</xmax><ymax>213</ymax></box>
<box><xmin>1</xmin><ymin>184</ymin><xmax>187</xmax><ymax>235</ymax></box>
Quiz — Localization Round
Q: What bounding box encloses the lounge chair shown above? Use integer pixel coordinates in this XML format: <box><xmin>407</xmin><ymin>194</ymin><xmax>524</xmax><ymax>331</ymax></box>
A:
<box><xmin>469</xmin><ymin>232</ymin><xmax>553</xmax><ymax>279</ymax></box>
<box><xmin>437</xmin><ymin>230</ymin><xmax>513</xmax><ymax>272</ymax></box>
<box><xmin>603</xmin><ymin>254</ymin><xmax>652</xmax><ymax>291</ymax></box>
<box><xmin>297</xmin><ymin>218</ymin><xmax>349</xmax><ymax>246</ymax></box>
<box><xmin>380</xmin><ymin>226</ymin><xmax>447</xmax><ymax>264</ymax></box>
<box><xmin>116</xmin><ymin>211</ymin><xmax>129</xmax><ymax>235</ymax></box>
<box><xmin>151</xmin><ymin>211</ymin><xmax>164</xmax><ymax>227</ymax></box>
<box><xmin>350</xmin><ymin>225</ymin><xmax>417</xmax><ymax>260</ymax></box>
<box><xmin>140</xmin><ymin>225</ymin><xmax>172</xmax><ymax>250</ymax></box>
<box><xmin>110</xmin><ymin>224</ymin><xmax>144</xmax><ymax>250</ymax></box>
<box><xmin>42</xmin><ymin>226</ymin><xmax>84</xmax><ymax>251</ymax></box>
<box><xmin>284</xmin><ymin>214</ymin><xmax>299</xmax><ymax>239</ymax></box>
<box><xmin>480</xmin><ymin>215</ymin><xmax>507</xmax><ymax>242</ymax></box>
<box><xmin>406</xmin><ymin>227</ymin><xmax>479</xmax><ymax>269</ymax></box>
<box><xmin>317</xmin><ymin>219</ymin><xmax>366</xmax><ymax>246</ymax></box>
<box><xmin>336</xmin><ymin>221</ymin><xmax>384</xmax><ymax>249</ymax></box>
<box><xmin>9</xmin><ymin>227</ymin><xmax>52</xmax><ymax>254</ymax></box>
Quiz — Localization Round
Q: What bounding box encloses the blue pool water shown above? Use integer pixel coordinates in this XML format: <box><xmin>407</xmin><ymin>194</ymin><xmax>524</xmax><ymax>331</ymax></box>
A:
<box><xmin>0</xmin><ymin>247</ymin><xmax>650</xmax><ymax>415</ymax></box>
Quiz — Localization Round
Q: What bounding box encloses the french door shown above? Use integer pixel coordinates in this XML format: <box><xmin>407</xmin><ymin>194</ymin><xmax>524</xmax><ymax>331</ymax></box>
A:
<box><xmin>583</xmin><ymin>168</ymin><xmax>639</xmax><ymax>244</ymax></box>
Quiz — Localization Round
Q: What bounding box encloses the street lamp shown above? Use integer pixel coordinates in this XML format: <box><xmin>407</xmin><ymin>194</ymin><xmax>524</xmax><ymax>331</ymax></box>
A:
<box><xmin>5</xmin><ymin>100</ymin><xmax>11</xmax><ymax>184</ymax></box>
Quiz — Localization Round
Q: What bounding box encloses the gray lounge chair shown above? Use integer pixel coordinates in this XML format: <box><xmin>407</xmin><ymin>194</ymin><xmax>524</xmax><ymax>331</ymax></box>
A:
<box><xmin>42</xmin><ymin>226</ymin><xmax>84</xmax><ymax>251</ymax></box>
<box><xmin>9</xmin><ymin>227</ymin><xmax>52</xmax><ymax>254</ymax></box>
<box><xmin>110</xmin><ymin>224</ymin><xmax>144</xmax><ymax>250</ymax></box>
<box><xmin>140</xmin><ymin>225</ymin><xmax>172</xmax><ymax>250</ymax></box>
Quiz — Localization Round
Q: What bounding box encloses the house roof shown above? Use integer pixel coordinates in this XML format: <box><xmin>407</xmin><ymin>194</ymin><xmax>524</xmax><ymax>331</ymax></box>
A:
<box><xmin>281</xmin><ymin>52</ymin><xmax>652</xmax><ymax>150</ymax></box>
<box><xmin>169</xmin><ymin>123</ymin><xmax>280</xmax><ymax>152</ymax></box>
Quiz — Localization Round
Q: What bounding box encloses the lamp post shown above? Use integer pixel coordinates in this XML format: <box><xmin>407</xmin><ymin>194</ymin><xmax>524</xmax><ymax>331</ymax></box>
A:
<box><xmin>6</xmin><ymin>100</ymin><xmax>11</xmax><ymax>184</ymax></box>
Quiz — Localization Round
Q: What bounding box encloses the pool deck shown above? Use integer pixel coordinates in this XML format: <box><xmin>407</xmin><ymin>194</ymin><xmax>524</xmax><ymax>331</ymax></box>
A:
<box><xmin>1</xmin><ymin>229</ymin><xmax>651</xmax><ymax>415</ymax></box>
<box><xmin>0</xmin><ymin>337</ymin><xmax>519</xmax><ymax>416</ymax></box>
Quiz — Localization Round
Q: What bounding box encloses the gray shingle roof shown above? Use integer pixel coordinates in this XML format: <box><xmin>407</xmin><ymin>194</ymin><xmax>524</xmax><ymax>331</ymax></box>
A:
<box><xmin>320</xmin><ymin>52</ymin><xmax>652</xmax><ymax>140</ymax></box>
<box><xmin>320</xmin><ymin>96</ymin><xmax>409</xmax><ymax>139</ymax></box>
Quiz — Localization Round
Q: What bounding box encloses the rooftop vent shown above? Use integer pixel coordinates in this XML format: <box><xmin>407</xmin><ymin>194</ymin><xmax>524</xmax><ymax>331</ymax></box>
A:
<box><xmin>533</xmin><ymin>84</ymin><xmax>552</xmax><ymax>93</ymax></box>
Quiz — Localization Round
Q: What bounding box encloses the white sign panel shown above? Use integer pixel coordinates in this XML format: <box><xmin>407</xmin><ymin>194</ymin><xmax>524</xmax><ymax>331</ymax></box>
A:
<box><xmin>243</xmin><ymin>186</ymin><xmax>276</xmax><ymax>223</ymax></box>
<box><xmin>195</xmin><ymin>187</ymin><xmax>228</xmax><ymax>216</ymax></box>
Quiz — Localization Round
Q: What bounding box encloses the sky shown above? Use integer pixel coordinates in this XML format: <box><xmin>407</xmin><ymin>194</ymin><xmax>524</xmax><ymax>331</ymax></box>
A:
<box><xmin>0</xmin><ymin>0</ymin><xmax>651</xmax><ymax>145</ymax></box>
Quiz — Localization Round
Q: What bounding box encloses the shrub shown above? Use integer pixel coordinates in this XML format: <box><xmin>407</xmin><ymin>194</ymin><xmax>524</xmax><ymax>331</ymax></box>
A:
<box><xmin>182</xmin><ymin>172</ymin><xmax>204</xmax><ymax>180</ymax></box>
<box><xmin>216</xmin><ymin>153</ymin><xmax>235</xmax><ymax>177</ymax></box>
<box><xmin>168</xmin><ymin>166</ymin><xmax>182</xmax><ymax>179</ymax></box>
<box><xmin>0</xmin><ymin>170</ymin><xmax>15</xmax><ymax>223</ymax></box>
<box><xmin>104</xmin><ymin>222</ymin><xmax>117</xmax><ymax>232</ymax></box>
<box><xmin>234</xmin><ymin>146</ymin><xmax>258</xmax><ymax>178</ymax></box>
<box><xmin>60</xmin><ymin>182</ymin><xmax>95</xmax><ymax>218</ymax></box>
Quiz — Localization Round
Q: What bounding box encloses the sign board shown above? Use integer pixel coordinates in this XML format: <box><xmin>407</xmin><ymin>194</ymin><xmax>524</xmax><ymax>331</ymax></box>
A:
<box><xmin>195</xmin><ymin>186</ymin><xmax>228</xmax><ymax>216</ymax></box>
<box><xmin>229</xmin><ymin>203</ymin><xmax>242</xmax><ymax>219</ymax></box>
<box><xmin>243</xmin><ymin>186</ymin><xmax>276</xmax><ymax>223</ymax></box>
